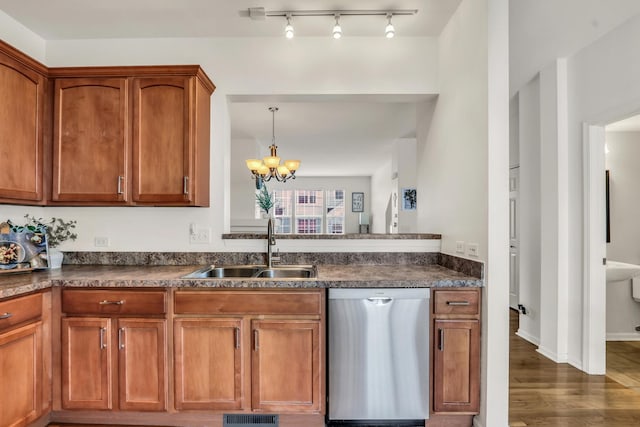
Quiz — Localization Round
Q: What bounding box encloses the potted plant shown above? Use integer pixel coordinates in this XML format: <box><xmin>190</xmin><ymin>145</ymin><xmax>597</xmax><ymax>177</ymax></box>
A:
<box><xmin>24</xmin><ymin>215</ymin><xmax>77</xmax><ymax>269</ymax></box>
<box><xmin>256</xmin><ymin>184</ymin><xmax>275</xmax><ymax>217</ymax></box>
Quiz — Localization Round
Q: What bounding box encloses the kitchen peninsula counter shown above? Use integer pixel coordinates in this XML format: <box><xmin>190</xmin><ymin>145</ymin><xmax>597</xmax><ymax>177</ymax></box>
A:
<box><xmin>0</xmin><ymin>263</ymin><xmax>482</xmax><ymax>299</ymax></box>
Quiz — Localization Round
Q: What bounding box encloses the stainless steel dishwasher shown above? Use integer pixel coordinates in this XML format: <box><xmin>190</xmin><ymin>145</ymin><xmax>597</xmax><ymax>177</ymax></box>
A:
<box><xmin>328</xmin><ymin>288</ymin><xmax>430</xmax><ymax>426</ymax></box>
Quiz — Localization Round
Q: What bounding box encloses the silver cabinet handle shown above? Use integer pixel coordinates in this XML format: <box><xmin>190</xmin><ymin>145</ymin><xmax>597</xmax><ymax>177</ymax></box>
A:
<box><xmin>117</xmin><ymin>176</ymin><xmax>124</xmax><ymax>195</ymax></box>
<box><xmin>118</xmin><ymin>328</ymin><xmax>125</xmax><ymax>350</ymax></box>
<box><xmin>438</xmin><ymin>328</ymin><xmax>444</xmax><ymax>351</ymax></box>
<box><xmin>367</xmin><ymin>297</ymin><xmax>393</xmax><ymax>305</ymax></box>
<box><xmin>446</xmin><ymin>301</ymin><xmax>470</xmax><ymax>306</ymax></box>
<box><xmin>99</xmin><ymin>300</ymin><xmax>124</xmax><ymax>305</ymax></box>
<box><xmin>0</xmin><ymin>312</ymin><xmax>12</xmax><ymax>320</ymax></box>
<box><xmin>99</xmin><ymin>327</ymin><xmax>107</xmax><ymax>349</ymax></box>
<box><xmin>253</xmin><ymin>330</ymin><xmax>259</xmax><ymax>351</ymax></box>
<box><xmin>235</xmin><ymin>327</ymin><xmax>240</xmax><ymax>349</ymax></box>
<box><xmin>183</xmin><ymin>176</ymin><xmax>189</xmax><ymax>195</ymax></box>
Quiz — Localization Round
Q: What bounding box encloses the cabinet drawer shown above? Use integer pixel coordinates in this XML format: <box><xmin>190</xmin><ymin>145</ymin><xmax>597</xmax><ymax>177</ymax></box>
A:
<box><xmin>175</xmin><ymin>290</ymin><xmax>322</xmax><ymax>315</ymax></box>
<box><xmin>62</xmin><ymin>289</ymin><xmax>166</xmax><ymax>315</ymax></box>
<box><xmin>433</xmin><ymin>290</ymin><xmax>480</xmax><ymax>315</ymax></box>
<box><xmin>0</xmin><ymin>293</ymin><xmax>42</xmax><ymax>333</ymax></box>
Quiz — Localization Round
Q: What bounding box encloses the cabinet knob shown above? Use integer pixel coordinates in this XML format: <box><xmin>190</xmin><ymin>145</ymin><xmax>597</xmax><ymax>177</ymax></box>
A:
<box><xmin>183</xmin><ymin>176</ymin><xmax>189</xmax><ymax>195</ymax></box>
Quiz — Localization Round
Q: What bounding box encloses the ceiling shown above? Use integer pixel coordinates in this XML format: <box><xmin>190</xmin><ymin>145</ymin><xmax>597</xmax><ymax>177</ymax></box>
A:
<box><xmin>606</xmin><ymin>114</ymin><xmax>640</xmax><ymax>132</ymax></box>
<box><xmin>0</xmin><ymin>0</ymin><xmax>461</xmax><ymax>39</ymax></box>
<box><xmin>510</xmin><ymin>0</ymin><xmax>640</xmax><ymax>97</ymax></box>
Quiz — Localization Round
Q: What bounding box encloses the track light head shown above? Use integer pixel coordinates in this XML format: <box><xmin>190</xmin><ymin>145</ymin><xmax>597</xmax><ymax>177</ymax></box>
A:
<box><xmin>332</xmin><ymin>14</ymin><xmax>342</xmax><ymax>39</ymax></box>
<box><xmin>284</xmin><ymin>15</ymin><xmax>294</xmax><ymax>39</ymax></box>
<box><xmin>385</xmin><ymin>13</ymin><xmax>395</xmax><ymax>38</ymax></box>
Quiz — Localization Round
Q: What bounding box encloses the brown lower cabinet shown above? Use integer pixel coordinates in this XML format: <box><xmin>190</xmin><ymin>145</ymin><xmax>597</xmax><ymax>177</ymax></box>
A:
<box><xmin>0</xmin><ymin>322</ymin><xmax>43</xmax><ymax>427</ymax></box>
<box><xmin>173</xmin><ymin>289</ymin><xmax>324</xmax><ymax>414</ymax></box>
<box><xmin>60</xmin><ymin>289</ymin><xmax>167</xmax><ymax>412</ymax></box>
<box><xmin>0</xmin><ymin>292</ymin><xmax>45</xmax><ymax>427</ymax></box>
<box><xmin>432</xmin><ymin>289</ymin><xmax>481</xmax><ymax>414</ymax></box>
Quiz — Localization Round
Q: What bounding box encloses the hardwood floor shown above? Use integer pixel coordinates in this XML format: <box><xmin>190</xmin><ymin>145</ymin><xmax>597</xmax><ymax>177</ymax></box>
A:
<box><xmin>509</xmin><ymin>309</ymin><xmax>640</xmax><ymax>426</ymax></box>
<box><xmin>606</xmin><ymin>340</ymin><xmax>640</xmax><ymax>394</ymax></box>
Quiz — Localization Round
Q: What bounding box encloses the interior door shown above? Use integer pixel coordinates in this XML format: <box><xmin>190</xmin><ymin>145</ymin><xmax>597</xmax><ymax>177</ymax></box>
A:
<box><xmin>509</xmin><ymin>167</ymin><xmax>520</xmax><ymax>310</ymax></box>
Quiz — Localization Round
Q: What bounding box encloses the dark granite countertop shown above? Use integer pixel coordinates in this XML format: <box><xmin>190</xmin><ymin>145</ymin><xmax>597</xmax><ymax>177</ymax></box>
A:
<box><xmin>222</xmin><ymin>233</ymin><xmax>441</xmax><ymax>240</ymax></box>
<box><xmin>0</xmin><ymin>263</ymin><xmax>482</xmax><ymax>299</ymax></box>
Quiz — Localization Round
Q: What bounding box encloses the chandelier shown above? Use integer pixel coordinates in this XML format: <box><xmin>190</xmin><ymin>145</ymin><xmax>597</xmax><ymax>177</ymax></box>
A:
<box><xmin>245</xmin><ymin>107</ymin><xmax>300</xmax><ymax>183</ymax></box>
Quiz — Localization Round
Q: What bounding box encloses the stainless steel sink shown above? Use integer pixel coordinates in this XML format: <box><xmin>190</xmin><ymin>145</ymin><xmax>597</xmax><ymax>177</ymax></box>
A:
<box><xmin>181</xmin><ymin>264</ymin><xmax>317</xmax><ymax>279</ymax></box>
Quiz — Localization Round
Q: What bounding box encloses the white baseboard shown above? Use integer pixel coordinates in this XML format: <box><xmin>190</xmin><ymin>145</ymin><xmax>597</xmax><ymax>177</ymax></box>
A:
<box><xmin>606</xmin><ymin>332</ymin><xmax>640</xmax><ymax>341</ymax></box>
<box><xmin>536</xmin><ymin>345</ymin><xmax>560</xmax><ymax>363</ymax></box>
<box><xmin>568</xmin><ymin>357</ymin><xmax>583</xmax><ymax>371</ymax></box>
<box><xmin>515</xmin><ymin>329</ymin><xmax>539</xmax><ymax>346</ymax></box>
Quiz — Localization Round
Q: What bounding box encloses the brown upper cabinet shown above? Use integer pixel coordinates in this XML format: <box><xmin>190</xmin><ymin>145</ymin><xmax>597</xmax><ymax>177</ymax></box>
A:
<box><xmin>52</xmin><ymin>77</ymin><xmax>129</xmax><ymax>204</ymax></box>
<box><xmin>0</xmin><ymin>41</ymin><xmax>47</xmax><ymax>205</ymax></box>
<box><xmin>49</xmin><ymin>66</ymin><xmax>214</xmax><ymax>206</ymax></box>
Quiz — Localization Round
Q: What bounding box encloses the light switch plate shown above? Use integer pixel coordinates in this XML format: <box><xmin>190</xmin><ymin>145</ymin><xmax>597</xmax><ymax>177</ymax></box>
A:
<box><xmin>467</xmin><ymin>243</ymin><xmax>479</xmax><ymax>257</ymax></box>
<box><xmin>94</xmin><ymin>237</ymin><xmax>109</xmax><ymax>247</ymax></box>
<box><xmin>456</xmin><ymin>241</ymin><xmax>465</xmax><ymax>253</ymax></box>
<box><xmin>189</xmin><ymin>226</ymin><xmax>211</xmax><ymax>244</ymax></box>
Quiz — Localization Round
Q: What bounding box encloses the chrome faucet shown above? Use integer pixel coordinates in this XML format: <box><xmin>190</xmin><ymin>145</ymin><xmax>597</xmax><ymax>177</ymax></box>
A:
<box><xmin>266</xmin><ymin>217</ymin><xmax>280</xmax><ymax>268</ymax></box>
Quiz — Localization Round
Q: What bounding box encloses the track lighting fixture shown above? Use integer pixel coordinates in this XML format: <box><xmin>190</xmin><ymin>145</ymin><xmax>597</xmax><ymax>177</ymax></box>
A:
<box><xmin>284</xmin><ymin>14</ymin><xmax>294</xmax><ymax>39</ymax></box>
<box><xmin>385</xmin><ymin>13</ymin><xmax>395</xmax><ymax>38</ymax></box>
<box><xmin>248</xmin><ymin>7</ymin><xmax>418</xmax><ymax>39</ymax></box>
<box><xmin>332</xmin><ymin>14</ymin><xmax>342</xmax><ymax>39</ymax></box>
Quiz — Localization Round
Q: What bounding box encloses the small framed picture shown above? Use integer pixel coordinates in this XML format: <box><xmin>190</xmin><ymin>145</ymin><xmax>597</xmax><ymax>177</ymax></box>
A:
<box><xmin>401</xmin><ymin>188</ymin><xmax>417</xmax><ymax>211</ymax></box>
<box><xmin>352</xmin><ymin>192</ymin><xmax>364</xmax><ymax>212</ymax></box>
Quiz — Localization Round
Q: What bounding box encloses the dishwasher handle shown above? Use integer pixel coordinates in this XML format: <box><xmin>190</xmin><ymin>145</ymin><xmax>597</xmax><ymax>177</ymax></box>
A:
<box><xmin>366</xmin><ymin>297</ymin><xmax>393</xmax><ymax>305</ymax></box>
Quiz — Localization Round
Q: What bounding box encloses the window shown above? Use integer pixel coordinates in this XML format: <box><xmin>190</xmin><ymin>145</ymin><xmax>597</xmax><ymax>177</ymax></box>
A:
<box><xmin>295</xmin><ymin>190</ymin><xmax>324</xmax><ymax>234</ymax></box>
<box><xmin>325</xmin><ymin>190</ymin><xmax>345</xmax><ymax>234</ymax></box>
<box><xmin>257</xmin><ymin>189</ymin><xmax>345</xmax><ymax>234</ymax></box>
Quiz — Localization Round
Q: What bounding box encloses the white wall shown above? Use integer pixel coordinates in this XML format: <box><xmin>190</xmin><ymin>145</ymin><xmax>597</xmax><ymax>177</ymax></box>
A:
<box><xmin>538</xmin><ymin>59</ymin><xmax>570</xmax><ymax>363</ymax></box>
<box><xmin>0</xmin><ymin>35</ymin><xmax>439</xmax><ymax>252</ymax></box>
<box><xmin>417</xmin><ymin>0</ymin><xmax>510</xmax><ymax>425</ymax></box>
<box><xmin>417</xmin><ymin>0</ymin><xmax>488</xmax><ymax>260</ymax></box>
<box><xmin>566</xmin><ymin>13</ymin><xmax>640</xmax><ymax>369</ymax></box>
<box><xmin>509</xmin><ymin>94</ymin><xmax>519</xmax><ymax>168</ymax></box>
<box><xmin>605</xmin><ymin>131</ymin><xmax>640</xmax><ymax>340</ymax></box>
<box><xmin>516</xmin><ymin>76</ymin><xmax>541</xmax><ymax>345</ymax></box>
<box><xmin>371</xmin><ymin>161</ymin><xmax>394</xmax><ymax>233</ymax></box>
<box><xmin>514</xmin><ymin>12</ymin><xmax>640</xmax><ymax>372</ymax></box>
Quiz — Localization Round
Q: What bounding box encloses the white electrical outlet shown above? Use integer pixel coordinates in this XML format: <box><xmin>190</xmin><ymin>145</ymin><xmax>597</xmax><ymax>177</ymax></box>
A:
<box><xmin>456</xmin><ymin>241</ymin><xmax>465</xmax><ymax>253</ymax></box>
<box><xmin>467</xmin><ymin>243</ymin><xmax>479</xmax><ymax>257</ymax></box>
<box><xmin>94</xmin><ymin>237</ymin><xmax>110</xmax><ymax>247</ymax></box>
<box><xmin>190</xmin><ymin>227</ymin><xmax>211</xmax><ymax>244</ymax></box>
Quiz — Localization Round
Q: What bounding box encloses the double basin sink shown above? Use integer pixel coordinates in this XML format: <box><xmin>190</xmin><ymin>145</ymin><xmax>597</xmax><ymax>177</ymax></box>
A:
<box><xmin>182</xmin><ymin>264</ymin><xmax>317</xmax><ymax>279</ymax></box>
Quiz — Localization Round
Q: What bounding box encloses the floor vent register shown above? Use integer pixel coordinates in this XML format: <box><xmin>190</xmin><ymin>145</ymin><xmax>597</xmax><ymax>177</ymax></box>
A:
<box><xmin>223</xmin><ymin>414</ymin><xmax>279</xmax><ymax>427</ymax></box>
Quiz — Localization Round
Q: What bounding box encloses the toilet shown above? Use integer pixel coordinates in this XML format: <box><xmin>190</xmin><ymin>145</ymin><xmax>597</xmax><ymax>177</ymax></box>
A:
<box><xmin>633</xmin><ymin>276</ymin><xmax>640</xmax><ymax>302</ymax></box>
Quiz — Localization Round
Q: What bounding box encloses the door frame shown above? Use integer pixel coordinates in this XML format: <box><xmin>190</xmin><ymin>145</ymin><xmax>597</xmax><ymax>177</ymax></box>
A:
<box><xmin>582</xmin><ymin>123</ymin><xmax>607</xmax><ymax>375</ymax></box>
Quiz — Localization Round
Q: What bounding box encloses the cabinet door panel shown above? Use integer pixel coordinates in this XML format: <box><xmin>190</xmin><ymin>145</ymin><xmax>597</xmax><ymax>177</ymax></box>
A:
<box><xmin>174</xmin><ymin>318</ymin><xmax>243</xmax><ymax>410</ymax></box>
<box><xmin>61</xmin><ymin>317</ymin><xmax>111</xmax><ymax>409</ymax></box>
<box><xmin>433</xmin><ymin>319</ymin><xmax>480</xmax><ymax>413</ymax></box>
<box><xmin>0</xmin><ymin>56</ymin><xmax>44</xmax><ymax>202</ymax></box>
<box><xmin>252</xmin><ymin>320</ymin><xmax>321</xmax><ymax>413</ymax></box>
<box><xmin>132</xmin><ymin>77</ymin><xmax>192</xmax><ymax>204</ymax></box>
<box><xmin>0</xmin><ymin>322</ymin><xmax>42</xmax><ymax>427</ymax></box>
<box><xmin>118</xmin><ymin>319</ymin><xmax>166</xmax><ymax>411</ymax></box>
<box><xmin>53</xmin><ymin>78</ymin><xmax>128</xmax><ymax>202</ymax></box>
